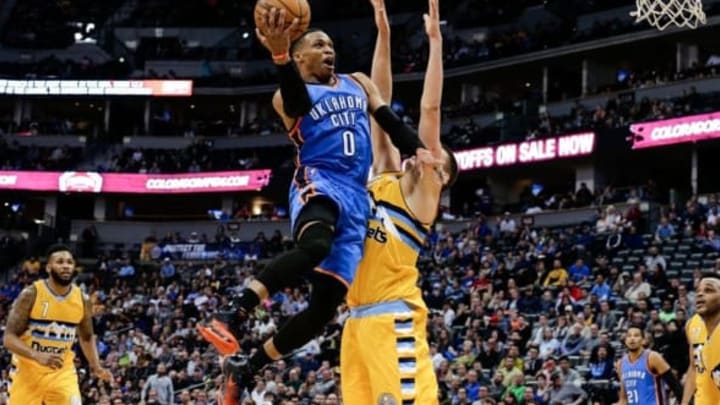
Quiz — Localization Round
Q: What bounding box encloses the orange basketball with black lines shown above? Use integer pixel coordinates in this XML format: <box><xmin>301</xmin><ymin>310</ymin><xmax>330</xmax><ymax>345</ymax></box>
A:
<box><xmin>254</xmin><ymin>0</ymin><xmax>311</xmax><ymax>41</ymax></box>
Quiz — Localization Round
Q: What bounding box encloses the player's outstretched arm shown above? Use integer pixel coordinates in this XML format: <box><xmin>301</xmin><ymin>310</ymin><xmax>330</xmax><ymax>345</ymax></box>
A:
<box><xmin>353</xmin><ymin>72</ymin><xmax>424</xmax><ymax>155</ymax></box>
<box><xmin>78</xmin><ymin>294</ymin><xmax>113</xmax><ymax>383</ymax></box>
<box><xmin>649</xmin><ymin>350</ymin><xmax>683</xmax><ymax>401</ymax></box>
<box><xmin>3</xmin><ymin>285</ymin><xmax>62</xmax><ymax>369</ymax></box>
<box><xmin>368</xmin><ymin>0</ymin><xmax>401</xmax><ymax>175</ymax></box>
<box><xmin>256</xmin><ymin>7</ymin><xmax>311</xmax><ymax>123</ymax></box>
<box><xmin>370</xmin><ymin>0</ymin><xmax>391</xmax><ymax>104</ymax></box>
<box><xmin>418</xmin><ymin>0</ymin><xmax>443</xmax><ymax>155</ymax></box>
<box><xmin>615</xmin><ymin>360</ymin><xmax>628</xmax><ymax>405</ymax></box>
<box><xmin>681</xmin><ymin>329</ymin><xmax>697</xmax><ymax>405</ymax></box>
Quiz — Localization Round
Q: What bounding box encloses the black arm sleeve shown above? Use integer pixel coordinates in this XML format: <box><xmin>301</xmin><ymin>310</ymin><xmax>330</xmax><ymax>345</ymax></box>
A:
<box><xmin>277</xmin><ymin>62</ymin><xmax>312</xmax><ymax>118</ymax></box>
<box><xmin>661</xmin><ymin>369</ymin><xmax>683</xmax><ymax>400</ymax></box>
<box><xmin>372</xmin><ymin>105</ymin><xmax>425</xmax><ymax>156</ymax></box>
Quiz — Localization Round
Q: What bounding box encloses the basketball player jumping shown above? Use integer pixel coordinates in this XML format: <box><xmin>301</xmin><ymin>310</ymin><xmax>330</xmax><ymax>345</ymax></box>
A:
<box><xmin>340</xmin><ymin>0</ymin><xmax>457</xmax><ymax>403</ymax></box>
<box><xmin>198</xmin><ymin>5</ymin><xmax>439</xmax><ymax>402</ymax></box>
<box><xmin>616</xmin><ymin>325</ymin><xmax>682</xmax><ymax>405</ymax></box>
<box><xmin>3</xmin><ymin>244</ymin><xmax>113</xmax><ymax>405</ymax></box>
<box><xmin>681</xmin><ymin>273</ymin><xmax>720</xmax><ymax>405</ymax></box>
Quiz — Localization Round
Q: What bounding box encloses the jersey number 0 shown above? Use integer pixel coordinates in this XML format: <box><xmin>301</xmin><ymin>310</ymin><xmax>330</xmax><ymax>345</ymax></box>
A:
<box><xmin>342</xmin><ymin>131</ymin><xmax>356</xmax><ymax>156</ymax></box>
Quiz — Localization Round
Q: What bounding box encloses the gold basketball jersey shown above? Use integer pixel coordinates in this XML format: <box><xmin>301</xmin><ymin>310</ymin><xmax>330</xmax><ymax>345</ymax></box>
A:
<box><xmin>687</xmin><ymin>314</ymin><xmax>720</xmax><ymax>405</ymax></box>
<box><xmin>14</xmin><ymin>279</ymin><xmax>84</xmax><ymax>373</ymax></box>
<box><xmin>702</xmin><ymin>317</ymin><xmax>720</xmax><ymax>403</ymax></box>
<box><xmin>347</xmin><ymin>173</ymin><xmax>430</xmax><ymax>310</ymax></box>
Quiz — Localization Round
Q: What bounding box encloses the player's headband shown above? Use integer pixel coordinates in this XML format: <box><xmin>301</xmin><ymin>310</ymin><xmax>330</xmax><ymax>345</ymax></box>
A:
<box><xmin>700</xmin><ymin>277</ymin><xmax>720</xmax><ymax>289</ymax></box>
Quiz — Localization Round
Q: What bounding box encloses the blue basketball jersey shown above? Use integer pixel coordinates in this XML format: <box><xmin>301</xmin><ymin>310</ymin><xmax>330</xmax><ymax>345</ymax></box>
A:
<box><xmin>291</xmin><ymin>74</ymin><xmax>372</xmax><ymax>187</ymax></box>
<box><xmin>620</xmin><ymin>350</ymin><xmax>664</xmax><ymax>405</ymax></box>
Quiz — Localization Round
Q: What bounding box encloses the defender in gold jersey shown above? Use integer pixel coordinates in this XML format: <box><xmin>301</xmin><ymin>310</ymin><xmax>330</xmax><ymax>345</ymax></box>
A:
<box><xmin>340</xmin><ymin>0</ymin><xmax>457</xmax><ymax>404</ymax></box>
<box><xmin>682</xmin><ymin>273</ymin><xmax>720</xmax><ymax>405</ymax></box>
<box><xmin>3</xmin><ymin>244</ymin><xmax>113</xmax><ymax>405</ymax></box>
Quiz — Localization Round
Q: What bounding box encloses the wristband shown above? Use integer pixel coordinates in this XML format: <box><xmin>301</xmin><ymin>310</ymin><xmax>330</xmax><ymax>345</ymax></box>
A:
<box><xmin>272</xmin><ymin>52</ymin><xmax>290</xmax><ymax>64</ymax></box>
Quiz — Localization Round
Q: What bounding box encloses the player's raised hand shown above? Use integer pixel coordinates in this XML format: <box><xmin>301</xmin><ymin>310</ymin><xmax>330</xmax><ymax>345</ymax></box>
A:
<box><xmin>416</xmin><ymin>148</ymin><xmax>448</xmax><ymax>184</ymax></box>
<box><xmin>369</xmin><ymin>0</ymin><xmax>390</xmax><ymax>36</ymax></box>
<box><xmin>33</xmin><ymin>352</ymin><xmax>64</xmax><ymax>369</ymax></box>
<box><xmin>423</xmin><ymin>0</ymin><xmax>441</xmax><ymax>40</ymax></box>
<box><xmin>415</xmin><ymin>148</ymin><xmax>444</xmax><ymax>168</ymax></box>
<box><xmin>93</xmin><ymin>365</ymin><xmax>114</xmax><ymax>384</ymax></box>
<box><xmin>255</xmin><ymin>7</ymin><xmax>300</xmax><ymax>60</ymax></box>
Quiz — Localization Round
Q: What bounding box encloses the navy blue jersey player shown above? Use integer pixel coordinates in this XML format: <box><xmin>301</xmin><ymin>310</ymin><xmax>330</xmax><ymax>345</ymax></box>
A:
<box><xmin>617</xmin><ymin>326</ymin><xmax>683</xmax><ymax>405</ymax></box>
<box><xmin>198</xmin><ymin>6</ymin><xmax>429</xmax><ymax>402</ymax></box>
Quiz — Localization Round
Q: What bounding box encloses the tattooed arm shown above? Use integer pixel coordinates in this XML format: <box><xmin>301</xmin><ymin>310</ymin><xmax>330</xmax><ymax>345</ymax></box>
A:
<box><xmin>3</xmin><ymin>285</ymin><xmax>37</xmax><ymax>360</ymax></box>
<box><xmin>2</xmin><ymin>285</ymin><xmax>63</xmax><ymax>369</ymax></box>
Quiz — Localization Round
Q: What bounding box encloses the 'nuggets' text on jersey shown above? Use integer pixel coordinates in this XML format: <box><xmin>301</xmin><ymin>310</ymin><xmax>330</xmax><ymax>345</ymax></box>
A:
<box><xmin>13</xmin><ymin>280</ymin><xmax>84</xmax><ymax>375</ymax></box>
<box><xmin>347</xmin><ymin>174</ymin><xmax>430</xmax><ymax>308</ymax></box>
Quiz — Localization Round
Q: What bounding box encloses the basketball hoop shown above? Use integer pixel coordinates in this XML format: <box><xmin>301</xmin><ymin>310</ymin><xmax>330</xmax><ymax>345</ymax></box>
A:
<box><xmin>630</xmin><ymin>0</ymin><xmax>706</xmax><ymax>31</ymax></box>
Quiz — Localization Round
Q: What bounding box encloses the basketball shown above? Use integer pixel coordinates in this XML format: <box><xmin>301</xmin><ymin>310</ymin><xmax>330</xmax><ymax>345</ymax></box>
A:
<box><xmin>254</xmin><ymin>0</ymin><xmax>311</xmax><ymax>41</ymax></box>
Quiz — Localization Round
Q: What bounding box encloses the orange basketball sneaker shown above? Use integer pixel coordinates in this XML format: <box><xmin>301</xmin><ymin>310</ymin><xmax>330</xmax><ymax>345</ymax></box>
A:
<box><xmin>196</xmin><ymin>319</ymin><xmax>241</xmax><ymax>356</ymax></box>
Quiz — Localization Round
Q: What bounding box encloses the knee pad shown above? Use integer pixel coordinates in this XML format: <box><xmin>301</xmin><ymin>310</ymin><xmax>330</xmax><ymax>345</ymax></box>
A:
<box><xmin>296</xmin><ymin>222</ymin><xmax>334</xmax><ymax>263</ymax></box>
<box><xmin>305</xmin><ymin>297</ymin><xmax>341</xmax><ymax>329</ymax></box>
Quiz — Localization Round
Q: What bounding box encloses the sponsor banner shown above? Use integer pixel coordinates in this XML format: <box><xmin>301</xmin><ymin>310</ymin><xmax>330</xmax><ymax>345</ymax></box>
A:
<box><xmin>160</xmin><ymin>243</ymin><xmax>256</xmax><ymax>260</ymax></box>
<box><xmin>0</xmin><ymin>170</ymin><xmax>271</xmax><ymax>194</ymax></box>
<box><xmin>453</xmin><ymin>132</ymin><xmax>596</xmax><ymax>171</ymax></box>
<box><xmin>0</xmin><ymin>80</ymin><xmax>193</xmax><ymax>96</ymax></box>
<box><xmin>630</xmin><ymin>111</ymin><xmax>720</xmax><ymax>149</ymax></box>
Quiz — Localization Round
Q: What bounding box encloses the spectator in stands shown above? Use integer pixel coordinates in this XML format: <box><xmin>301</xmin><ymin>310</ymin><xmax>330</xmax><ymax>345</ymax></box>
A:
<box><xmin>645</xmin><ymin>246</ymin><xmax>667</xmax><ymax>271</ymax></box>
<box><xmin>117</xmin><ymin>258</ymin><xmax>136</xmax><ymax>278</ymax></box>
<box><xmin>159</xmin><ymin>258</ymin><xmax>176</xmax><ymax>283</ymax></box>
<box><xmin>655</xmin><ymin>216</ymin><xmax>676</xmax><ymax>242</ymax></box>
<box><xmin>559</xmin><ymin>355</ymin><xmax>583</xmax><ymax>385</ymax></box>
<box><xmin>456</xmin><ymin>340</ymin><xmax>478</xmax><ymax>368</ymax></box>
<box><xmin>499</xmin><ymin>212</ymin><xmax>518</xmax><ymax>238</ymax></box>
<box><xmin>538</xmin><ymin>328</ymin><xmax>560</xmax><ymax>360</ymax></box>
<box><xmin>543</xmin><ymin>259</ymin><xmax>568</xmax><ymax>287</ymax></box>
<box><xmin>561</xmin><ymin>323</ymin><xmax>588</xmax><ymax>357</ymax></box>
<box><xmin>658</xmin><ymin>299</ymin><xmax>677</xmax><ymax>323</ymax></box>
<box><xmin>708</xmin><ymin>206</ymin><xmax>719</xmax><ymax>227</ymax></box>
<box><xmin>487</xmin><ymin>371</ymin><xmax>507</xmax><ymax>399</ymax></box>
<box><xmin>250</xmin><ymin>380</ymin><xmax>268</xmax><ymax>404</ymax></box>
<box><xmin>503</xmin><ymin>373</ymin><xmax>526</xmax><ymax>403</ymax></box>
<box><xmin>649</xmin><ymin>263</ymin><xmax>670</xmax><ymax>293</ymax></box>
<box><xmin>463</xmin><ymin>369</ymin><xmax>482</xmax><ymax>402</ymax></box>
<box><xmin>596</xmin><ymin>211</ymin><xmax>610</xmax><ymax>234</ymax></box>
<box><xmin>588</xmin><ymin>345</ymin><xmax>614</xmax><ymax>380</ymax></box>
<box><xmin>605</xmin><ymin>227</ymin><xmax>623</xmax><ymax>254</ymax></box>
<box><xmin>624</xmin><ymin>272</ymin><xmax>652</xmax><ymax>302</ymax></box>
<box><xmin>546</xmin><ymin>371</ymin><xmax>587</xmax><ymax>405</ymax></box>
<box><xmin>568</xmin><ymin>258</ymin><xmax>591</xmax><ymax>283</ymax></box>
<box><xmin>524</xmin><ymin>346</ymin><xmax>543</xmax><ymax>376</ymax></box>
<box><xmin>140</xmin><ymin>364</ymin><xmax>174</xmax><ymax>405</ymax></box>
<box><xmin>625</xmin><ymin>203</ymin><xmax>643</xmax><ymax>227</ymax></box>
<box><xmin>705</xmin><ymin>229</ymin><xmax>720</xmax><ymax>251</ymax></box>
<box><xmin>590</xmin><ymin>274</ymin><xmax>612</xmax><ymax>302</ymax></box>
<box><xmin>585</xmin><ymin>345</ymin><xmax>616</xmax><ymax>403</ymax></box>
<box><xmin>595</xmin><ymin>300</ymin><xmax>617</xmax><ymax>331</ymax></box>
<box><xmin>605</xmin><ymin>205</ymin><xmax>626</xmax><ymax>232</ymax></box>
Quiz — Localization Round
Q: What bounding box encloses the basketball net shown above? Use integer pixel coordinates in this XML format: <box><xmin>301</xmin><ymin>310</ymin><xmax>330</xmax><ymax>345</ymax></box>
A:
<box><xmin>630</xmin><ymin>0</ymin><xmax>706</xmax><ymax>30</ymax></box>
